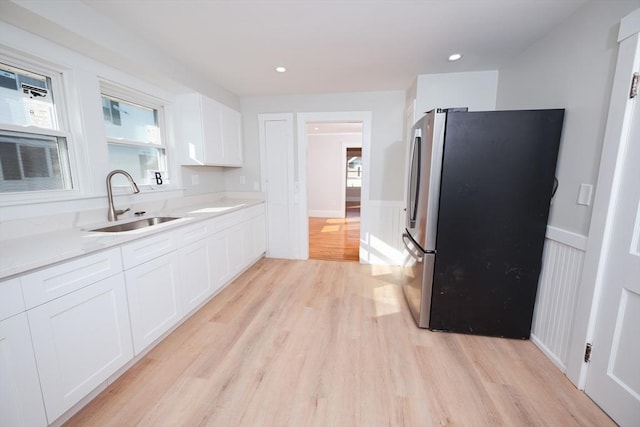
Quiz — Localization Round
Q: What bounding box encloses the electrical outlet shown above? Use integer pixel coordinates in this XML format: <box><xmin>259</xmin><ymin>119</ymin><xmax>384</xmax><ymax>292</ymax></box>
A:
<box><xmin>191</xmin><ymin>174</ymin><xmax>199</xmax><ymax>185</ymax></box>
<box><xmin>253</xmin><ymin>181</ymin><xmax>260</xmax><ymax>191</ymax></box>
<box><xmin>240</xmin><ymin>175</ymin><xmax>246</xmax><ymax>185</ymax></box>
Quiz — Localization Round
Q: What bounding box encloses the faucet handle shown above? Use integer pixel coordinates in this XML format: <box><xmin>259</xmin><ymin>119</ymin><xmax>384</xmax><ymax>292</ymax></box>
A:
<box><xmin>115</xmin><ymin>208</ymin><xmax>131</xmax><ymax>216</ymax></box>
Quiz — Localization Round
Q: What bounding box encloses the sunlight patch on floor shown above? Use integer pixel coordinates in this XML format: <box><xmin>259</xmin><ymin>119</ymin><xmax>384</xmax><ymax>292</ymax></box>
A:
<box><xmin>321</xmin><ymin>225</ymin><xmax>340</xmax><ymax>232</ymax></box>
<box><xmin>373</xmin><ymin>284</ymin><xmax>402</xmax><ymax>317</ymax></box>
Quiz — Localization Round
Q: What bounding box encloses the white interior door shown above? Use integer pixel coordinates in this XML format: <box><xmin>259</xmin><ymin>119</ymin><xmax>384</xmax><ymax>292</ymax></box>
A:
<box><xmin>259</xmin><ymin>114</ymin><xmax>295</xmax><ymax>259</ymax></box>
<box><xmin>584</xmin><ymin>20</ymin><xmax>640</xmax><ymax>426</ymax></box>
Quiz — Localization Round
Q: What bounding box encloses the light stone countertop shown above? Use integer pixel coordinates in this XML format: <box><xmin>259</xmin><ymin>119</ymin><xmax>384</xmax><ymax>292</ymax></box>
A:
<box><xmin>0</xmin><ymin>198</ymin><xmax>263</xmax><ymax>280</ymax></box>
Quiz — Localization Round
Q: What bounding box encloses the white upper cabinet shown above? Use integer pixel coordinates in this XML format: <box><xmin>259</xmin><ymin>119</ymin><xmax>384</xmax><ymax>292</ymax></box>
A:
<box><xmin>220</xmin><ymin>106</ymin><xmax>243</xmax><ymax>166</ymax></box>
<box><xmin>175</xmin><ymin>93</ymin><xmax>243</xmax><ymax>167</ymax></box>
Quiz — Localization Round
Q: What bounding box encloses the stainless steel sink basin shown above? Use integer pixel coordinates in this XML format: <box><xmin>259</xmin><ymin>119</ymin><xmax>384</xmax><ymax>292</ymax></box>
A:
<box><xmin>90</xmin><ymin>217</ymin><xmax>180</xmax><ymax>233</ymax></box>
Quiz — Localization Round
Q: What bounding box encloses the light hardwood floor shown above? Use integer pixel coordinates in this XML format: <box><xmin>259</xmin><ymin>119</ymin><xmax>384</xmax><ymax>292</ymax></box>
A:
<box><xmin>308</xmin><ymin>203</ymin><xmax>360</xmax><ymax>261</ymax></box>
<box><xmin>65</xmin><ymin>259</ymin><xmax>613</xmax><ymax>427</ymax></box>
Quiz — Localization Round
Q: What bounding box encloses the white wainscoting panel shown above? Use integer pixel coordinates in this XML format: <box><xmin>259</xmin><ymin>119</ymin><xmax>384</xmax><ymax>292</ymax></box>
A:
<box><xmin>531</xmin><ymin>227</ymin><xmax>588</xmax><ymax>371</ymax></box>
<box><xmin>361</xmin><ymin>201</ymin><xmax>405</xmax><ymax>265</ymax></box>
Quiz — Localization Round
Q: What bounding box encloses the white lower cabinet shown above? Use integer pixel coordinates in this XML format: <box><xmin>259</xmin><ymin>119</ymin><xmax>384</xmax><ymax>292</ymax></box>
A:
<box><xmin>211</xmin><ymin>231</ymin><xmax>231</xmax><ymax>289</ymax></box>
<box><xmin>249</xmin><ymin>213</ymin><xmax>267</xmax><ymax>262</ymax></box>
<box><xmin>28</xmin><ymin>273</ymin><xmax>133</xmax><ymax>422</ymax></box>
<box><xmin>211</xmin><ymin>206</ymin><xmax>266</xmax><ymax>288</ymax></box>
<box><xmin>0</xmin><ymin>312</ymin><xmax>48</xmax><ymax>427</ymax></box>
<box><xmin>179</xmin><ymin>237</ymin><xmax>215</xmax><ymax>313</ymax></box>
<box><xmin>227</xmin><ymin>223</ymin><xmax>245</xmax><ymax>275</ymax></box>
<box><xmin>125</xmin><ymin>252</ymin><xmax>182</xmax><ymax>355</ymax></box>
<box><xmin>1</xmin><ymin>203</ymin><xmax>267</xmax><ymax>425</ymax></box>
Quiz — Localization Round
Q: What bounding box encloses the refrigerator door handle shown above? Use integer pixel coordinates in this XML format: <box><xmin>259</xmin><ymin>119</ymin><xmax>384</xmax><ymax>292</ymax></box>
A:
<box><xmin>408</xmin><ymin>134</ymin><xmax>421</xmax><ymax>228</ymax></box>
<box><xmin>402</xmin><ymin>233</ymin><xmax>422</xmax><ymax>262</ymax></box>
<box><xmin>403</xmin><ymin>232</ymin><xmax>429</xmax><ymax>262</ymax></box>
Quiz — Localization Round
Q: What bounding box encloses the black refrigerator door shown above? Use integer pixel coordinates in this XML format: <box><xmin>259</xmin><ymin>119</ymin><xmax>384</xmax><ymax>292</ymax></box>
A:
<box><xmin>430</xmin><ymin>109</ymin><xmax>564</xmax><ymax>339</ymax></box>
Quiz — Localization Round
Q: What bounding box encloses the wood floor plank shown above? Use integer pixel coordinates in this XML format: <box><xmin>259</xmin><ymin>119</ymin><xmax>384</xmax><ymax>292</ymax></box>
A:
<box><xmin>65</xmin><ymin>258</ymin><xmax>614</xmax><ymax>427</ymax></box>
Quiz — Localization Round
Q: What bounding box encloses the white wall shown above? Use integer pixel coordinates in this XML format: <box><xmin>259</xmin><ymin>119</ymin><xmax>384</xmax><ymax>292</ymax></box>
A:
<box><xmin>307</xmin><ymin>134</ymin><xmax>343</xmax><ymax>217</ymax></box>
<box><xmin>414</xmin><ymin>70</ymin><xmax>499</xmax><ymax>121</ymax></box>
<box><xmin>307</xmin><ymin>133</ymin><xmax>361</xmax><ymax>217</ymax></box>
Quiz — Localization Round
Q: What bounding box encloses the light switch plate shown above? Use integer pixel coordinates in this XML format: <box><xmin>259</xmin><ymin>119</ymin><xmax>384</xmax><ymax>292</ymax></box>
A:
<box><xmin>577</xmin><ymin>184</ymin><xmax>593</xmax><ymax>206</ymax></box>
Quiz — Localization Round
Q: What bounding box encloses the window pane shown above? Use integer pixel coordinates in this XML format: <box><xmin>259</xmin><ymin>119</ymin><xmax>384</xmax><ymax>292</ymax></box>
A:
<box><xmin>0</xmin><ymin>62</ymin><xmax>56</xmax><ymax>129</ymax></box>
<box><xmin>0</xmin><ymin>142</ymin><xmax>21</xmax><ymax>180</ymax></box>
<box><xmin>346</xmin><ymin>154</ymin><xmax>362</xmax><ymax>188</ymax></box>
<box><xmin>102</xmin><ymin>96</ymin><xmax>160</xmax><ymax>144</ymax></box>
<box><xmin>0</xmin><ymin>131</ymin><xmax>72</xmax><ymax>193</ymax></box>
<box><xmin>20</xmin><ymin>145</ymin><xmax>49</xmax><ymax>177</ymax></box>
<box><xmin>108</xmin><ymin>143</ymin><xmax>167</xmax><ymax>186</ymax></box>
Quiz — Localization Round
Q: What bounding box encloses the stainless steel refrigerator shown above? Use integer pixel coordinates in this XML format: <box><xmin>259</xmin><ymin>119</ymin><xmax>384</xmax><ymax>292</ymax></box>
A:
<box><xmin>402</xmin><ymin>108</ymin><xmax>564</xmax><ymax>339</ymax></box>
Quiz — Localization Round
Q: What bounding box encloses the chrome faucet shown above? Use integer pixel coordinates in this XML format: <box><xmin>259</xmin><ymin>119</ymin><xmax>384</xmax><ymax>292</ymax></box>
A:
<box><xmin>106</xmin><ymin>169</ymin><xmax>140</xmax><ymax>221</ymax></box>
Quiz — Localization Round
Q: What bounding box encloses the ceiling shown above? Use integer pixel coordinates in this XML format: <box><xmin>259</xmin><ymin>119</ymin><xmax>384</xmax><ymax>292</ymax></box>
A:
<box><xmin>80</xmin><ymin>0</ymin><xmax>589</xmax><ymax>97</ymax></box>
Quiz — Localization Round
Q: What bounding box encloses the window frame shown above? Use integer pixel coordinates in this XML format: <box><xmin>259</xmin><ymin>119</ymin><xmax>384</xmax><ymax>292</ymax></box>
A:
<box><xmin>0</xmin><ymin>52</ymin><xmax>79</xmax><ymax>203</ymax></box>
<box><xmin>99</xmin><ymin>81</ymin><xmax>172</xmax><ymax>189</ymax></box>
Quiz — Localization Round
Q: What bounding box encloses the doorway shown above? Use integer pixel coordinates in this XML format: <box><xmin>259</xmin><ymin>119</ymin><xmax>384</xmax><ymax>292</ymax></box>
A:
<box><xmin>306</xmin><ymin>122</ymin><xmax>362</xmax><ymax>261</ymax></box>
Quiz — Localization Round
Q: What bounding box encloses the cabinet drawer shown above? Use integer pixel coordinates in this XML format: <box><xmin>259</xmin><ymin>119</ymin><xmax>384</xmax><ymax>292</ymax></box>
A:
<box><xmin>176</xmin><ymin>220</ymin><xmax>211</xmax><ymax>246</ymax></box>
<box><xmin>0</xmin><ymin>278</ymin><xmax>26</xmax><ymax>321</ymax></box>
<box><xmin>21</xmin><ymin>248</ymin><xmax>122</xmax><ymax>309</ymax></box>
<box><xmin>244</xmin><ymin>203</ymin><xmax>265</xmax><ymax>219</ymax></box>
<box><xmin>121</xmin><ymin>231</ymin><xmax>177</xmax><ymax>270</ymax></box>
<box><xmin>212</xmin><ymin>210</ymin><xmax>244</xmax><ymax>232</ymax></box>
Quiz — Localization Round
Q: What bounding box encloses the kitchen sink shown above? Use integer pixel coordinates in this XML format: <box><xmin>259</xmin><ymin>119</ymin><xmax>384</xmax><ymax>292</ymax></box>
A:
<box><xmin>90</xmin><ymin>216</ymin><xmax>180</xmax><ymax>233</ymax></box>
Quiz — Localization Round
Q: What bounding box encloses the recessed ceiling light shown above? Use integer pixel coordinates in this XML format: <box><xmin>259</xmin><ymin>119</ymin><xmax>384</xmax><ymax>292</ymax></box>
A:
<box><xmin>448</xmin><ymin>53</ymin><xmax>463</xmax><ymax>62</ymax></box>
<box><xmin>275</xmin><ymin>66</ymin><xmax>287</xmax><ymax>73</ymax></box>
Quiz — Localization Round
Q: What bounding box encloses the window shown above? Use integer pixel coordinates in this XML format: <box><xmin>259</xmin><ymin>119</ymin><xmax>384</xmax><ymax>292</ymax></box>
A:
<box><xmin>101</xmin><ymin>85</ymin><xmax>168</xmax><ymax>187</ymax></box>
<box><xmin>0</xmin><ymin>61</ymin><xmax>73</xmax><ymax>194</ymax></box>
<box><xmin>346</xmin><ymin>148</ymin><xmax>362</xmax><ymax>188</ymax></box>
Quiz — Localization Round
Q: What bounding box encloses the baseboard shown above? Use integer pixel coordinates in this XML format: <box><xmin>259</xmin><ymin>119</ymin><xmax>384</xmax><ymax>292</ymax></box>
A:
<box><xmin>530</xmin><ymin>332</ymin><xmax>567</xmax><ymax>372</ymax></box>
<box><xmin>308</xmin><ymin>209</ymin><xmax>343</xmax><ymax>218</ymax></box>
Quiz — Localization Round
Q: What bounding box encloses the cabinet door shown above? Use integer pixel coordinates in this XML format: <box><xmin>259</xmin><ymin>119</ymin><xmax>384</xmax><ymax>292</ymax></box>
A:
<box><xmin>0</xmin><ymin>277</ymin><xmax>25</xmax><ymax>321</ymax></box>
<box><xmin>211</xmin><ymin>231</ymin><xmax>231</xmax><ymax>290</ymax></box>
<box><xmin>28</xmin><ymin>273</ymin><xmax>133</xmax><ymax>422</ymax></box>
<box><xmin>175</xmin><ymin>93</ymin><xmax>205</xmax><ymax>165</ymax></box>
<box><xmin>125</xmin><ymin>252</ymin><xmax>182</xmax><ymax>354</ymax></box>
<box><xmin>201</xmin><ymin>95</ymin><xmax>224</xmax><ymax>164</ymax></box>
<box><xmin>221</xmin><ymin>106</ymin><xmax>243</xmax><ymax>166</ymax></box>
<box><xmin>227</xmin><ymin>224</ymin><xmax>245</xmax><ymax>277</ymax></box>
<box><xmin>179</xmin><ymin>238</ymin><xmax>214</xmax><ymax>313</ymax></box>
<box><xmin>0</xmin><ymin>313</ymin><xmax>48</xmax><ymax>427</ymax></box>
<box><xmin>251</xmin><ymin>213</ymin><xmax>267</xmax><ymax>260</ymax></box>
<box><xmin>240</xmin><ymin>214</ymin><xmax>266</xmax><ymax>266</ymax></box>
